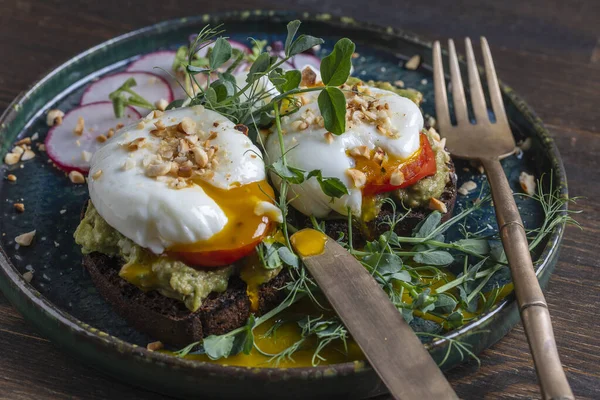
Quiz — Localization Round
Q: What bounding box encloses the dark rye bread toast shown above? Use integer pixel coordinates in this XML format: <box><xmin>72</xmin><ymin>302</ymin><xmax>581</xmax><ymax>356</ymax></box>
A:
<box><xmin>80</xmin><ymin>162</ymin><xmax>456</xmax><ymax>347</ymax></box>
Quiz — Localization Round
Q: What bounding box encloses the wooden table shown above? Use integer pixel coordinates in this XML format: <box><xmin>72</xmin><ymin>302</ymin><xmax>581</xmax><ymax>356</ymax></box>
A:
<box><xmin>1</xmin><ymin>1</ymin><xmax>598</xmax><ymax>399</ymax></box>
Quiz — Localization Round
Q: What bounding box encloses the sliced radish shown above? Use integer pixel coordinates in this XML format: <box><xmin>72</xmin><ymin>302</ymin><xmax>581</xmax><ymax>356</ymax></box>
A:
<box><xmin>286</xmin><ymin>53</ymin><xmax>322</xmax><ymax>70</ymax></box>
<box><xmin>126</xmin><ymin>51</ymin><xmax>187</xmax><ymax>99</ymax></box>
<box><xmin>45</xmin><ymin>102</ymin><xmax>141</xmax><ymax>173</ymax></box>
<box><xmin>81</xmin><ymin>72</ymin><xmax>174</xmax><ymax>114</ymax></box>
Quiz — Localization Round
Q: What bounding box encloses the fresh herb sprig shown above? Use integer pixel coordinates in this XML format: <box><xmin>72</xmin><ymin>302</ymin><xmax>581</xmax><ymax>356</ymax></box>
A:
<box><xmin>108</xmin><ymin>78</ymin><xmax>156</xmax><ymax>117</ymax></box>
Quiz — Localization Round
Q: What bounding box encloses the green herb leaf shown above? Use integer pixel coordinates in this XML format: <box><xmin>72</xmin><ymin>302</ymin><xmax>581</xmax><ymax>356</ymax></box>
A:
<box><xmin>320</xmin><ymin>38</ymin><xmax>355</xmax><ymax>86</ymax></box>
<box><xmin>414</xmin><ymin>211</ymin><xmax>442</xmax><ymax>238</ymax></box>
<box><xmin>202</xmin><ymin>334</ymin><xmax>235</xmax><ymax>360</ymax></box>
<box><xmin>434</xmin><ymin>293</ymin><xmax>458</xmax><ymax>314</ymax></box>
<box><xmin>446</xmin><ymin>311</ymin><xmax>464</xmax><ymax>329</ymax></box>
<box><xmin>317</xmin><ymin>87</ymin><xmax>347</xmax><ymax>134</ymax></box>
<box><xmin>413</xmin><ymin>289</ymin><xmax>436</xmax><ymax>313</ymax></box>
<box><xmin>230</xmin><ymin>315</ymin><xmax>256</xmax><ymax>355</ymax></box>
<box><xmin>401</xmin><ymin>308</ymin><xmax>414</xmax><ymax>324</ymax></box>
<box><xmin>413</xmin><ymin>250</ymin><xmax>454</xmax><ymax>266</ymax></box>
<box><xmin>165</xmin><ymin>99</ymin><xmax>186</xmax><ymax>110</ymax></box>
<box><xmin>258</xmin><ymin>242</ymin><xmax>283</xmax><ymax>270</ymax></box>
<box><xmin>289</xmin><ymin>35</ymin><xmax>324</xmax><ymax>57</ymax></box>
<box><xmin>278</xmin><ymin>70</ymin><xmax>302</xmax><ymax>93</ymax></box>
<box><xmin>210</xmin><ymin>79</ymin><xmax>235</xmax><ymax>102</ymax></box>
<box><xmin>270</xmin><ymin>159</ymin><xmax>306</xmax><ymax>184</ymax></box>
<box><xmin>285</xmin><ymin>20</ymin><xmax>301</xmax><ymax>56</ymax></box>
<box><xmin>204</xmin><ymin>86</ymin><xmax>218</xmax><ymax>104</ymax></box>
<box><xmin>453</xmin><ymin>238</ymin><xmax>490</xmax><ymax>255</ymax></box>
<box><xmin>278</xmin><ymin>246</ymin><xmax>300</xmax><ymax>268</ymax></box>
<box><xmin>246</xmin><ymin>52</ymin><xmax>272</xmax><ymax>83</ymax></box>
<box><xmin>209</xmin><ymin>37</ymin><xmax>232</xmax><ymax>70</ymax></box>
<box><xmin>306</xmin><ymin>169</ymin><xmax>348</xmax><ymax>198</ymax></box>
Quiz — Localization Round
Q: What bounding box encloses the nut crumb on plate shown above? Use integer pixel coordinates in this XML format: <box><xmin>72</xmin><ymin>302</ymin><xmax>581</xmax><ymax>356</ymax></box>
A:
<box><xmin>68</xmin><ymin>170</ymin><xmax>86</xmax><ymax>184</ymax></box>
<box><xmin>7</xmin><ymin>174</ymin><xmax>17</xmax><ymax>182</ymax></box>
<box><xmin>458</xmin><ymin>180</ymin><xmax>478</xmax><ymax>196</ymax></box>
<box><xmin>22</xmin><ymin>271</ymin><xmax>34</xmax><ymax>283</ymax></box>
<box><xmin>429</xmin><ymin>197</ymin><xmax>447</xmax><ymax>213</ymax></box>
<box><xmin>146</xmin><ymin>341</ymin><xmax>164</xmax><ymax>351</ymax></box>
<box><xmin>46</xmin><ymin>109</ymin><xmax>64</xmax><ymax>126</ymax></box>
<box><xmin>15</xmin><ymin>230</ymin><xmax>36</xmax><ymax>246</ymax></box>
<box><xmin>404</xmin><ymin>55</ymin><xmax>421</xmax><ymax>70</ymax></box>
<box><xmin>73</xmin><ymin>117</ymin><xmax>85</xmax><ymax>136</ymax></box>
<box><xmin>14</xmin><ymin>203</ymin><xmax>25</xmax><ymax>213</ymax></box>
<box><xmin>519</xmin><ymin>171</ymin><xmax>536</xmax><ymax>195</ymax></box>
<box><xmin>21</xmin><ymin>149</ymin><xmax>36</xmax><ymax>161</ymax></box>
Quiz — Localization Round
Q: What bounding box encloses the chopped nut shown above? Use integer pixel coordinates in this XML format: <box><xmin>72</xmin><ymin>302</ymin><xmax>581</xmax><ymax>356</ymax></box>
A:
<box><xmin>37</xmin><ymin>143</ymin><xmax>46</xmax><ymax>152</ymax></box>
<box><xmin>91</xmin><ymin>169</ymin><xmax>103</xmax><ymax>180</ymax></box>
<box><xmin>458</xmin><ymin>180</ymin><xmax>477</xmax><ymax>196</ymax></box>
<box><xmin>376</xmin><ymin>125</ymin><xmax>387</xmax><ymax>135</ymax></box>
<box><xmin>4</xmin><ymin>152</ymin><xmax>20</xmax><ymax>165</ymax></box>
<box><xmin>300</xmin><ymin>66</ymin><xmax>318</xmax><ymax>87</ymax></box>
<box><xmin>234</xmin><ymin>124</ymin><xmax>249</xmax><ymax>135</ymax></box>
<box><xmin>136</xmin><ymin>121</ymin><xmax>145</xmax><ymax>129</ymax></box>
<box><xmin>429</xmin><ymin>197</ymin><xmax>448</xmax><ymax>213</ymax></box>
<box><xmin>22</xmin><ymin>271</ymin><xmax>34</xmax><ymax>283</ymax></box>
<box><xmin>46</xmin><ymin>109</ymin><xmax>65</xmax><ymax>126</ymax></box>
<box><xmin>373</xmin><ymin>148</ymin><xmax>385</xmax><ymax>164</ymax></box>
<box><xmin>14</xmin><ymin>203</ymin><xmax>25</xmax><ymax>213</ymax></box>
<box><xmin>15</xmin><ymin>230</ymin><xmax>36</xmax><ymax>246</ymax></box>
<box><xmin>192</xmin><ymin>147</ymin><xmax>209</xmax><ymax>167</ymax></box>
<box><xmin>146</xmin><ymin>341</ymin><xmax>164</xmax><ymax>351</ymax></box>
<box><xmin>178</xmin><ymin>139</ymin><xmax>190</xmax><ymax>154</ymax></box>
<box><xmin>31</xmin><ymin>133</ymin><xmax>39</xmax><ymax>141</ymax></box>
<box><xmin>177</xmin><ymin>117</ymin><xmax>196</xmax><ymax>135</ymax></box>
<box><xmin>208</xmin><ymin>131</ymin><xmax>218</xmax><ymax>140</ymax></box>
<box><xmin>73</xmin><ymin>117</ymin><xmax>85</xmax><ymax>136</ymax></box>
<box><xmin>324</xmin><ymin>132</ymin><xmax>334</xmax><ymax>144</ymax></box>
<box><xmin>96</xmin><ymin>134</ymin><xmax>107</xmax><ymax>143</ymax></box>
<box><xmin>126</xmin><ymin>137</ymin><xmax>146</xmax><ymax>152</ymax></box>
<box><xmin>346</xmin><ymin>168</ymin><xmax>367</xmax><ymax>188</ymax></box>
<box><xmin>107</xmin><ymin>129</ymin><xmax>115</xmax><ymax>139</ymax></box>
<box><xmin>519</xmin><ymin>172</ymin><xmax>536</xmax><ymax>196</ymax></box>
<box><xmin>390</xmin><ymin>169</ymin><xmax>405</xmax><ymax>186</ymax></box>
<box><xmin>154</xmin><ymin>119</ymin><xmax>166</xmax><ymax>130</ymax></box>
<box><xmin>254</xmin><ymin>201</ymin><xmax>283</xmax><ymax>223</ymax></box>
<box><xmin>155</xmin><ymin>99</ymin><xmax>169</xmax><ymax>111</ymax></box>
<box><xmin>12</xmin><ymin>146</ymin><xmax>24</xmax><ymax>155</ymax></box>
<box><xmin>291</xmin><ymin>120</ymin><xmax>309</xmax><ymax>131</ymax></box>
<box><xmin>116</xmin><ymin>123</ymin><xmax>124</xmax><ymax>129</ymax></box>
<box><xmin>427</xmin><ymin>127</ymin><xmax>441</xmax><ymax>142</ymax></box>
<box><xmin>146</xmin><ymin>162</ymin><xmax>171</xmax><ymax>177</ymax></box>
<box><xmin>404</xmin><ymin>55</ymin><xmax>421</xmax><ymax>70</ymax></box>
<box><xmin>177</xmin><ymin>165</ymin><xmax>193</xmax><ymax>178</ymax></box>
<box><xmin>15</xmin><ymin>137</ymin><xmax>31</xmax><ymax>146</ymax></box>
<box><xmin>349</xmin><ymin>145</ymin><xmax>370</xmax><ymax>159</ymax></box>
<box><xmin>123</xmin><ymin>158</ymin><xmax>136</xmax><ymax>170</ymax></box>
<box><xmin>394</xmin><ymin>80</ymin><xmax>405</xmax><ymax>88</ymax></box>
<box><xmin>81</xmin><ymin>151</ymin><xmax>92</xmax><ymax>162</ymax></box>
<box><xmin>68</xmin><ymin>170</ymin><xmax>86</xmax><ymax>184</ymax></box>
<box><xmin>7</xmin><ymin>174</ymin><xmax>17</xmax><ymax>182</ymax></box>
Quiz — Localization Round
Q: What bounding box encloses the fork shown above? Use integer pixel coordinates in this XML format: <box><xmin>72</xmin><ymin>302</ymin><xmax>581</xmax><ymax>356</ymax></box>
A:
<box><xmin>433</xmin><ymin>38</ymin><xmax>574</xmax><ymax>400</ymax></box>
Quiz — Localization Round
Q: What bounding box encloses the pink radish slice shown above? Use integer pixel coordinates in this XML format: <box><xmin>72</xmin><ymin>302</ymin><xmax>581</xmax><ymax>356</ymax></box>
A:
<box><xmin>45</xmin><ymin>102</ymin><xmax>141</xmax><ymax>173</ymax></box>
<box><xmin>286</xmin><ymin>53</ymin><xmax>321</xmax><ymax>70</ymax></box>
<box><xmin>81</xmin><ymin>72</ymin><xmax>174</xmax><ymax>114</ymax></box>
<box><xmin>126</xmin><ymin>51</ymin><xmax>187</xmax><ymax>99</ymax></box>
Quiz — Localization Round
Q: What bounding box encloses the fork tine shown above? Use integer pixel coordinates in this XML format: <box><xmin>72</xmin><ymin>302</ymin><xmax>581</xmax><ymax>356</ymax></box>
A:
<box><xmin>481</xmin><ymin>37</ymin><xmax>508</xmax><ymax>125</ymax></box>
<box><xmin>448</xmin><ymin>39</ymin><xmax>469</xmax><ymax>124</ymax></box>
<box><xmin>433</xmin><ymin>41</ymin><xmax>451</xmax><ymax>130</ymax></box>
<box><xmin>465</xmin><ymin>38</ymin><xmax>489</xmax><ymax>123</ymax></box>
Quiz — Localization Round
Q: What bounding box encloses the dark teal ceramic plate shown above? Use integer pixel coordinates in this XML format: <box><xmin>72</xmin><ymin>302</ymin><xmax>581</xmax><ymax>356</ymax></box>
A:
<box><xmin>0</xmin><ymin>10</ymin><xmax>567</xmax><ymax>400</ymax></box>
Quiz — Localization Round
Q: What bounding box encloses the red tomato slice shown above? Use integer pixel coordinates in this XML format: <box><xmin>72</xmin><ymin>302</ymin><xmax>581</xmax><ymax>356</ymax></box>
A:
<box><xmin>361</xmin><ymin>133</ymin><xmax>438</xmax><ymax>196</ymax></box>
<box><xmin>168</xmin><ymin>221</ymin><xmax>271</xmax><ymax>268</ymax></box>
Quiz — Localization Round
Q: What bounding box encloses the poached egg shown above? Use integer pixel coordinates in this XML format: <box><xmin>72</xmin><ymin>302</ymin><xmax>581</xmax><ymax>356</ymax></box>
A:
<box><xmin>88</xmin><ymin>106</ymin><xmax>279</xmax><ymax>263</ymax></box>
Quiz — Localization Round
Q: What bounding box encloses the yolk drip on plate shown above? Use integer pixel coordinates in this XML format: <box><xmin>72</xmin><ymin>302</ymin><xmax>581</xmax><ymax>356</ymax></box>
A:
<box><xmin>290</xmin><ymin>229</ymin><xmax>328</xmax><ymax>257</ymax></box>
<box><xmin>168</xmin><ymin>179</ymin><xmax>275</xmax><ymax>266</ymax></box>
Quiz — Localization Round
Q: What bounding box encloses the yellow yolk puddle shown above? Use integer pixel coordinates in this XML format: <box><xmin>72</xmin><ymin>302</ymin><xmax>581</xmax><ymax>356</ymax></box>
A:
<box><xmin>290</xmin><ymin>229</ymin><xmax>328</xmax><ymax>257</ymax></box>
<box><xmin>168</xmin><ymin>180</ymin><xmax>275</xmax><ymax>253</ymax></box>
<box><xmin>240</xmin><ymin>254</ymin><xmax>271</xmax><ymax>312</ymax></box>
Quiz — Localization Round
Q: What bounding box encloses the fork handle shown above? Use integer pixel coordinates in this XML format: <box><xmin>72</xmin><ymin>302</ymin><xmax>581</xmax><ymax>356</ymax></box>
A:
<box><xmin>481</xmin><ymin>158</ymin><xmax>574</xmax><ymax>400</ymax></box>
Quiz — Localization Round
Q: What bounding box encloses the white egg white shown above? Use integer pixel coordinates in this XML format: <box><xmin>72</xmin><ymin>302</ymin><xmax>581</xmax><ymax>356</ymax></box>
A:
<box><xmin>265</xmin><ymin>87</ymin><xmax>423</xmax><ymax>218</ymax></box>
<box><xmin>88</xmin><ymin>106</ymin><xmax>267</xmax><ymax>254</ymax></box>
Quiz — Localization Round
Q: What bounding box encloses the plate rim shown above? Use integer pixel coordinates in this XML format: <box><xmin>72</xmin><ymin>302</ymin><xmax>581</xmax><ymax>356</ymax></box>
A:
<box><xmin>0</xmin><ymin>9</ymin><xmax>568</xmax><ymax>383</ymax></box>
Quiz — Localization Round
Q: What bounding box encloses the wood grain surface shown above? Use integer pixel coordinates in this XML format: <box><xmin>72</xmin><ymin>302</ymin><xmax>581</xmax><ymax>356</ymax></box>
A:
<box><xmin>0</xmin><ymin>0</ymin><xmax>599</xmax><ymax>399</ymax></box>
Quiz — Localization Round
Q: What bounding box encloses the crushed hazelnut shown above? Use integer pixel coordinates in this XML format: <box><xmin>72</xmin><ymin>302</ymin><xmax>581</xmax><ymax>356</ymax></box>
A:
<box><xmin>155</xmin><ymin>99</ymin><xmax>169</xmax><ymax>111</ymax></box>
<box><xmin>126</xmin><ymin>137</ymin><xmax>146</xmax><ymax>152</ymax></box>
<box><xmin>234</xmin><ymin>124</ymin><xmax>249</xmax><ymax>135</ymax></box>
<box><xmin>394</xmin><ymin>80</ymin><xmax>405</xmax><ymax>88</ymax></box>
<box><xmin>107</xmin><ymin>129</ymin><xmax>115</xmax><ymax>139</ymax></box>
<box><xmin>31</xmin><ymin>133</ymin><xmax>39</xmax><ymax>141</ymax></box>
<box><xmin>123</xmin><ymin>158</ymin><xmax>135</xmax><ymax>170</ymax></box>
<box><xmin>22</xmin><ymin>271</ymin><xmax>34</xmax><ymax>283</ymax></box>
<box><xmin>73</xmin><ymin>117</ymin><xmax>85</xmax><ymax>136</ymax></box>
<box><xmin>177</xmin><ymin>117</ymin><xmax>196</xmax><ymax>135</ymax></box>
<box><xmin>15</xmin><ymin>137</ymin><xmax>31</xmax><ymax>146</ymax></box>
<box><xmin>91</xmin><ymin>169</ymin><xmax>103</xmax><ymax>180</ymax></box>
<box><xmin>96</xmin><ymin>134</ymin><xmax>107</xmax><ymax>143</ymax></box>
<box><xmin>68</xmin><ymin>170</ymin><xmax>86</xmax><ymax>184</ymax></box>
<box><xmin>291</xmin><ymin>120</ymin><xmax>309</xmax><ymax>131</ymax></box>
<box><xmin>300</xmin><ymin>66</ymin><xmax>318</xmax><ymax>87</ymax></box>
<box><xmin>81</xmin><ymin>151</ymin><xmax>92</xmax><ymax>162</ymax></box>
<box><xmin>146</xmin><ymin>162</ymin><xmax>172</xmax><ymax>177</ymax></box>
<box><xmin>12</xmin><ymin>146</ymin><xmax>24</xmax><ymax>155</ymax></box>
<box><xmin>154</xmin><ymin>119</ymin><xmax>166</xmax><ymax>130</ymax></box>
<box><xmin>136</xmin><ymin>121</ymin><xmax>145</xmax><ymax>129</ymax></box>
<box><xmin>7</xmin><ymin>174</ymin><xmax>17</xmax><ymax>182</ymax></box>
<box><xmin>404</xmin><ymin>55</ymin><xmax>421</xmax><ymax>70</ymax></box>
<box><xmin>192</xmin><ymin>147</ymin><xmax>209</xmax><ymax>167</ymax></box>
<box><xmin>458</xmin><ymin>180</ymin><xmax>477</xmax><ymax>196</ymax></box>
<box><xmin>429</xmin><ymin>197</ymin><xmax>448</xmax><ymax>213</ymax></box>
<box><xmin>346</xmin><ymin>168</ymin><xmax>367</xmax><ymax>188</ymax></box>
<box><xmin>37</xmin><ymin>143</ymin><xmax>46</xmax><ymax>152</ymax></box>
<box><xmin>116</xmin><ymin>123</ymin><xmax>124</xmax><ymax>129</ymax></box>
<box><xmin>46</xmin><ymin>109</ymin><xmax>65</xmax><ymax>126</ymax></box>
<box><xmin>519</xmin><ymin>172</ymin><xmax>536</xmax><ymax>196</ymax></box>
<box><xmin>146</xmin><ymin>341</ymin><xmax>164</xmax><ymax>351</ymax></box>
<box><xmin>349</xmin><ymin>145</ymin><xmax>370</xmax><ymax>159</ymax></box>
<box><xmin>324</xmin><ymin>132</ymin><xmax>334</xmax><ymax>144</ymax></box>
<box><xmin>15</xmin><ymin>230</ymin><xmax>36</xmax><ymax>246</ymax></box>
<box><xmin>373</xmin><ymin>147</ymin><xmax>385</xmax><ymax>164</ymax></box>
<box><xmin>14</xmin><ymin>203</ymin><xmax>25</xmax><ymax>213</ymax></box>
<box><xmin>4</xmin><ymin>152</ymin><xmax>20</xmax><ymax>165</ymax></box>
<box><xmin>254</xmin><ymin>201</ymin><xmax>283</xmax><ymax>223</ymax></box>
<box><xmin>390</xmin><ymin>169</ymin><xmax>405</xmax><ymax>186</ymax></box>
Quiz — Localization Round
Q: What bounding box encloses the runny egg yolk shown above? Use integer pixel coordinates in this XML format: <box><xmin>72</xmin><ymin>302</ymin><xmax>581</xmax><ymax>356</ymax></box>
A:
<box><xmin>167</xmin><ymin>179</ymin><xmax>276</xmax><ymax>265</ymax></box>
<box><xmin>290</xmin><ymin>229</ymin><xmax>328</xmax><ymax>257</ymax></box>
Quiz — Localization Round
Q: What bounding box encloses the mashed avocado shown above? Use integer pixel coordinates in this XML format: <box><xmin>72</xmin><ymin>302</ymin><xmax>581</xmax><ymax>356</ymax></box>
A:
<box><xmin>74</xmin><ymin>202</ymin><xmax>233</xmax><ymax>312</ymax></box>
<box><xmin>395</xmin><ymin>130</ymin><xmax>451</xmax><ymax>208</ymax></box>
